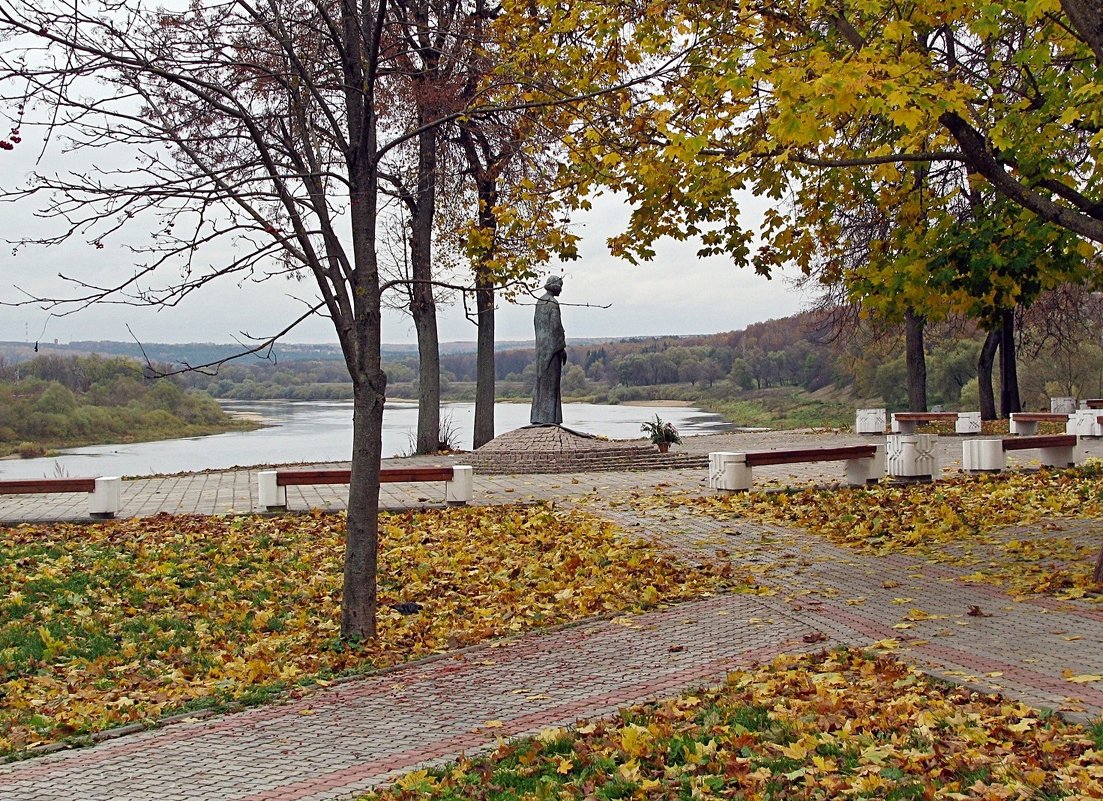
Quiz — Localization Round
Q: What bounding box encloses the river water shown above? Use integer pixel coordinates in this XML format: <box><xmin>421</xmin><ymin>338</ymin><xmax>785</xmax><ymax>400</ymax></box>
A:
<box><xmin>0</xmin><ymin>400</ymin><xmax>733</xmax><ymax>479</ymax></box>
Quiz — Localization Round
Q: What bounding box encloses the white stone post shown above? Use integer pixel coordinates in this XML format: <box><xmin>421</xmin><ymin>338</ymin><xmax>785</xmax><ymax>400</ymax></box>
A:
<box><xmin>89</xmin><ymin>477</ymin><xmax>121</xmax><ymax>519</ymax></box>
<box><xmin>955</xmin><ymin>412</ymin><xmax>981</xmax><ymax>434</ymax></box>
<box><xmin>445</xmin><ymin>465</ymin><xmax>474</xmax><ymax>505</ymax></box>
<box><xmin>1038</xmin><ymin>440</ymin><xmax>1080</xmax><ymax>469</ymax></box>
<box><xmin>890</xmin><ymin>414</ymin><xmax>920</xmax><ymax>435</ymax></box>
<box><xmin>844</xmin><ymin>444</ymin><xmax>885</xmax><ymax>485</ymax></box>
<box><xmin>1009</xmin><ymin>414</ymin><xmax>1038</xmax><ymax>436</ymax></box>
<box><xmin>886</xmin><ymin>434</ymin><xmax>938</xmax><ymax>479</ymax></box>
<box><xmin>855</xmin><ymin>408</ymin><xmax>887</xmax><ymax>435</ymax></box>
<box><xmin>1067</xmin><ymin>411</ymin><xmax>1103</xmax><ymax>437</ymax></box>
<box><xmin>258</xmin><ymin>471</ymin><xmax>286</xmax><ymax>510</ymax></box>
<box><xmin>962</xmin><ymin>439</ymin><xmax>1005</xmax><ymax>472</ymax></box>
<box><xmin>709</xmin><ymin>452</ymin><xmax>752</xmax><ymax>491</ymax></box>
<box><xmin>1051</xmin><ymin>396</ymin><xmax>1076</xmax><ymax>414</ymax></box>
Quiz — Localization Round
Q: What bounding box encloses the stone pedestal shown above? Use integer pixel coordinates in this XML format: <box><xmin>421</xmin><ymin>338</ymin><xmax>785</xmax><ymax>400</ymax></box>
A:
<box><xmin>1067</xmin><ymin>410</ymin><xmax>1103</xmax><ymax>437</ymax></box>
<box><xmin>709</xmin><ymin>452</ymin><xmax>751</xmax><ymax>491</ymax></box>
<box><xmin>1051</xmin><ymin>396</ymin><xmax>1077</xmax><ymax>414</ymax></box>
<box><xmin>963</xmin><ymin>439</ymin><xmax>1005</xmax><ymax>472</ymax></box>
<box><xmin>89</xmin><ymin>476</ymin><xmax>121</xmax><ymax>519</ymax></box>
<box><xmin>955</xmin><ymin>412</ymin><xmax>982</xmax><ymax>434</ymax></box>
<box><xmin>886</xmin><ymin>434</ymin><xmax>938</xmax><ymax>479</ymax></box>
<box><xmin>855</xmin><ymin>408</ymin><xmax>886</xmax><ymax>434</ymax></box>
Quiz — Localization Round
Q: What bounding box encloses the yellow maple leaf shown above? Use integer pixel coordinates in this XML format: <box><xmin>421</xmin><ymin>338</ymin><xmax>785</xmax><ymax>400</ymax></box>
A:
<box><xmin>620</xmin><ymin>723</ymin><xmax>653</xmax><ymax>757</ymax></box>
<box><xmin>1065</xmin><ymin>674</ymin><xmax>1103</xmax><ymax>684</ymax></box>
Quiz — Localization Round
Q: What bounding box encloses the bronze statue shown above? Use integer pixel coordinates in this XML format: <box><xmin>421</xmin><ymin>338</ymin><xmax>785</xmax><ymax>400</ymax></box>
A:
<box><xmin>530</xmin><ymin>275</ymin><xmax>566</xmax><ymax>425</ymax></box>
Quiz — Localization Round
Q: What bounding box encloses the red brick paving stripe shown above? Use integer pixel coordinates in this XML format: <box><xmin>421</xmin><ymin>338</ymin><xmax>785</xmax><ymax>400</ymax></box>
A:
<box><xmin>230</xmin><ymin>640</ymin><xmax>809</xmax><ymax>801</ymax></box>
<box><xmin>809</xmin><ymin>600</ymin><xmax>1103</xmax><ymax>706</ymax></box>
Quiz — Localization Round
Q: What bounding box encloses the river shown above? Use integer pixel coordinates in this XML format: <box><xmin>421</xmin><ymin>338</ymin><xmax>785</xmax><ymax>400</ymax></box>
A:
<box><xmin>0</xmin><ymin>400</ymin><xmax>734</xmax><ymax>480</ymax></box>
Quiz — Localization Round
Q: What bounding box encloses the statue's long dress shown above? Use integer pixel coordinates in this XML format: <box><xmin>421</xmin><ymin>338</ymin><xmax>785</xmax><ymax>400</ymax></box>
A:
<box><xmin>530</xmin><ymin>295</ymin><xmax>565</xmax><ymax>425</ymax></box>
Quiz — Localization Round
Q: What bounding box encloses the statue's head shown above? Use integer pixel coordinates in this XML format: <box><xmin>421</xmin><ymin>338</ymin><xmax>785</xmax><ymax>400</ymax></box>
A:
<box><xmin>544</xmin><ymin>275</ymin><xmax>563</xmax><ymax>295</ymax></box>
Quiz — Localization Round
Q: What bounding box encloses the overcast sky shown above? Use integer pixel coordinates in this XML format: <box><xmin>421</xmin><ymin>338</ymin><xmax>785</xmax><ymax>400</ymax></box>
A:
<box><xmin>0</xmin><ymin>116</ymin><xmax>809</xmax><ymax>348</ymax></box>
<box><xmin>0</xmin><ymin>191</ymin><xmax>809</xmax><ymax>347</ymax></box>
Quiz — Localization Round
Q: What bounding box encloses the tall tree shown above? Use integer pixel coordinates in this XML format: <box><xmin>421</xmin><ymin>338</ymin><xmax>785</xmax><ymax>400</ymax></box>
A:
<box><xmin>0</xmin><ymin>0</ymin><xmax>404</xmax><ymax>638</ymax></box>
<box><xmin>381</xmin><ymin>0</ymin><xmax>467</xmax><ymax>455</ymax></box>
<box><xmin>0</xmin><ymin>0</ymin><xmax>673</xmax><ymax>638</ymax></box>
<box><xmin>567</xmin><ymin>0</ymin><xmax>1102</xmax><ymax>331</ymax></box>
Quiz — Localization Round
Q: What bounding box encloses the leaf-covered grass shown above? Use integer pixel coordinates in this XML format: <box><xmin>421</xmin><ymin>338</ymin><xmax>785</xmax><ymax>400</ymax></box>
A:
<box><xmin>358</xmin><ymin>648</ymin><xmax>1103</xmax><ymax>801</ymax></box>
<box><xmin>0</xmin><ymin>505</ymin><xmax>738</xmax><ymax>755</ymax></box>
<box><xmin>664</xmin><ymin>465</ymin><xmax>1103</xmax><ymax>601</ymax></box>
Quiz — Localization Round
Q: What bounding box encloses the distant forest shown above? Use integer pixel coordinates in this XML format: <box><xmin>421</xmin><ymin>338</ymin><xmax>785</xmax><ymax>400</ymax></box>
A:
<box><xmin>143</xmin><ymin>304</ymin><xmax>1101</xmax><ymax>415</ymax></box>
<box><xmin>4</xmin><ymin>296</ymin><xmax>1100</xmax><ymax>432</ymax></box>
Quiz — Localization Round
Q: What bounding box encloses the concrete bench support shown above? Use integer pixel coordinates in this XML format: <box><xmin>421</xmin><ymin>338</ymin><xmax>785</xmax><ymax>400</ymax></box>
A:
<box><xmin>709</xmin><ymin>445</ymin><xmax>884</xmax><ymax>492</ymax></box>
<box><xmin>89</xmin><ymin>477</ymin><xmax>122</xmax><ymax>519</ymax></box>
<box><xmin>1067</xmin><ymin>410</ymin><xmax>1103</xmax><ymax>437</ymax></box>
<box><xmin>855</xmin><ymin>408</ymin><xmax>887</xmax><ymax>435</ymax></box>
<box><xmin>1051</xmin><ymin>396</ymin><xmax>1077</xmax><ymax>414</ymax></box>
<box><xmin>963</xmin><ymin>435</ymin><xmax>1080</xmax><ymax>472</ymax></box>
<box><xmin>886</xmin><ymin>434</ymin><xmax>939</xmax><ymax>479</ymax></box>
<box><xmin>444</xmin><ymin>465</ymin><xmax>473</xmax><ymax>505</ymax></box>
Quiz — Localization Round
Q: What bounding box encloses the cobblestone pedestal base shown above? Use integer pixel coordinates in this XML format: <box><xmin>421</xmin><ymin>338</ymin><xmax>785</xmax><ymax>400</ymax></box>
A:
<box><xmin>471</xmin><ymin>425</ymin><xmax>706</xmax><ymax>474</ymax></box>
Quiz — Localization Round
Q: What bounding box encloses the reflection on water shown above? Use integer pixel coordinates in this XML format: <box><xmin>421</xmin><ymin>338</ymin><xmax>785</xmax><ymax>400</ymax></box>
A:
<box><xmin>0</xmin><ymin>400</ymin><xmax>733</xmax><ymax>480</ymax></box>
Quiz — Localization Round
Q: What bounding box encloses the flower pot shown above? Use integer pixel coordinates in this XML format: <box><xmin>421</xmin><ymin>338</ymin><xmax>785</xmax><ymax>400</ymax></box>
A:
<box><xmin>657</xmin><ymin>442</ymin><xmax>670</xmax><ymax>454</ymax></box>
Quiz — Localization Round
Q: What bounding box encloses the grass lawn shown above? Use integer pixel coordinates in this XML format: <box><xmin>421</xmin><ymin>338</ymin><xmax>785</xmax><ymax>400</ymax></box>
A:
<box><xmin>657</xmin><ymin>465</ymin><xmax>1103</xmax><ymax>602</ymax></box>
<box><xmin>0</xmin><ymin>504</ymin><xmax>740</xmax><ymax>755</ymax></box>
<box><xmin>358</xmin><ymin>647</ymin><xmax>1103</xmax><ymax>801</ymax></box>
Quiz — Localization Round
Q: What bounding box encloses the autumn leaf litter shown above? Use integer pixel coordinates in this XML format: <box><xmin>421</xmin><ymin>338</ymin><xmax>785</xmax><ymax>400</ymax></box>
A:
<box><xmin>0</xmin><ymin>504</ymin><xmax>739</xmax><ymax>754</ymax></box>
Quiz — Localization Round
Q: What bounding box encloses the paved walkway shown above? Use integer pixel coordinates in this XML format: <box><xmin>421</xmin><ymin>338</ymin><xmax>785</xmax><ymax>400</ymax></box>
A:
<box><xmin>2</xmin><ymin>429</ymin><xmax>1091</xmax><ymax>522</ymax></box>
<box><xmin>3</xmin><ymin>431</ymin><xmax>1103</xmax><ymax>800</ymax></box>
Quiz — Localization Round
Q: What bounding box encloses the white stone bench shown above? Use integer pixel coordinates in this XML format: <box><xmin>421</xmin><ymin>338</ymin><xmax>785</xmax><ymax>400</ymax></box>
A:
<box><xmin>962</xmin><ymin>435</ymin><xmax>1080</xmax><ymax>472</ymax></box>
<box><xmin>1009</xmin><ymin>412</ymin><xmax>1070</xmax><ymax>436</ymax></box>
<box><xmin>258</xmin><ymin>465</ymin><xmax>474</xmax><ymax>510</ymax></box>
<box><xmin>709</xmin><ymin>445</ymin><xmax>885</xmax><ymax>492</ymax></box>
<box><xmin>891</xmin><ymin>411</ymin><xmax>981</xmax><ymax>435</ymax></box>
<box><xmin>0</xmin><ymin>476</ymin><xmax>122</xmax><ymax>519</ymax></box>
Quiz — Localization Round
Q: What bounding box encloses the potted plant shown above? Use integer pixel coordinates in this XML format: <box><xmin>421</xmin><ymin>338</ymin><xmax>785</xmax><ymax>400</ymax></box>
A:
<box><xmin>641</xmin><ymin>414</ymin><xmax>682</xmax><ymax>453</ymax></box>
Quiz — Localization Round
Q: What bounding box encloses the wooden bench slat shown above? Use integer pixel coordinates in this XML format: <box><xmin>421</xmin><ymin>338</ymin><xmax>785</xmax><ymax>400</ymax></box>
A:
<box><xmin>1011</xmin><ymin>413</ymin><xmax>1069</xmax><ymax>422</ymax></box>
<box><xmin>276</xmin><ymin>466</ymin><xmax>455</xmax><ymax>487</ymax></box>
<box><xmin>1002</xmin><ymin>434</ymin><xmax>1077</xmax><ymax>452</ymax></box>
<box><xmin>381</xmin><ymin>467</ymin><xmax>455</xmax><ymax>483</ymax></box>
<box><xmin>0</xmin><ymin>478</ymin><xmax>98</xmax><ymax>495</ymax></box>
<box><xmin>1084</xmin><ymin>399</ymin><xmax>1103</xmax><ymax>409</ymax></box>
<box><xmin>744</xmin><ymin>445</ymin><xmax>877</xmax><ymax>467</ymax></box>
<box><xmin>892</xmin><ymin>412</ymin><xmax>959</xmax><ymax>421</ymax></box>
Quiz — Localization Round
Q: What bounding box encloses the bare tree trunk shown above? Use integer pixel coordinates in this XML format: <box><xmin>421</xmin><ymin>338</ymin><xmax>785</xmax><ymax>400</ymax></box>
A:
<box><xmin>342</xmin><ymin>343</ymin><xmax>386</xmax><ymax>640</ymax></box>
<box><xmin>410</xmin><ymin>123</ymin><xmax>440</xmax><ymax>454</ymax></box>
<box><xmin>905</xmin><ymin>308</ymin><xmax>928</xmax><ymax>411</ymax></box>
<box><xmin>470</xmin><ymin>177</ymin><xmax>499</xmax><ymax>450</ymax></box>
<box><xmin>999</xmin><ymin>308</ymin><xmax>1022</xmax><ymax>416</ymax></box>
<box><xmin>473</xmin><ymin>268</ymin><xmax>496</xmax><ymax>449</ymax></box>
<box><xmin>978</xmin><ymin>328</ymin><xmax>999</xmax><ymax>420</ymax></box>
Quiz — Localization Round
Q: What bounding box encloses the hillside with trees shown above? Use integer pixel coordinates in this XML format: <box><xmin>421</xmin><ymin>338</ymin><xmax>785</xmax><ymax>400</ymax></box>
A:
<box><xmin>67</xmin><ymin>283</ymin><xmax>1096</xmax><ymax>430</ymax></box>
<box><xmin>0</xmin><ymin>354</ymin><xmax>253</xmax><ymax>459</ymax></box>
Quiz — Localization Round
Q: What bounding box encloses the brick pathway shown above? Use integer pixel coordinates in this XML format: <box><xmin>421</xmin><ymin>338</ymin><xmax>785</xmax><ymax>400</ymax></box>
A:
<box><xmin>3</xmin><ymin>431</ymin><xmax>1103</xmax><ymax>800</ymax></box>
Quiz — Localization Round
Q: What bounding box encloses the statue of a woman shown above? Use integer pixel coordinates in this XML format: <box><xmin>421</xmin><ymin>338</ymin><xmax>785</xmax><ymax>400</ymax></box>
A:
<box><xmin>530</xmin><ymin>275</ymin><xmax>566</xmax><ymax>425</ymax></box>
